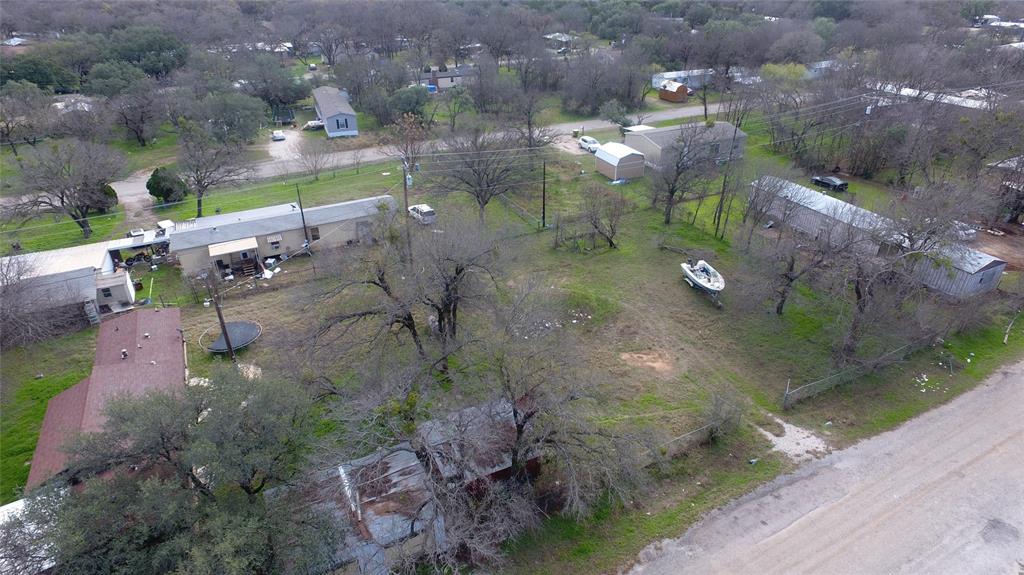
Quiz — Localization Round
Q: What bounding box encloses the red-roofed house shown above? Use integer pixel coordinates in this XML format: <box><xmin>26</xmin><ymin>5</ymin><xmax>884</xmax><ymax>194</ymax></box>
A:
<box><xmin>26</xmin><ymin>308</ymin><xmax>187</xmax><ymax>490</ymax></box>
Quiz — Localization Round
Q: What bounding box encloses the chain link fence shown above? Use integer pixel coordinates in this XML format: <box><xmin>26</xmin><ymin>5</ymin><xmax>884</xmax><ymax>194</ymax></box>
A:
<box><xmin>782</xmin><ymin>335</ymin><xmax>937</xmax><ymax>409</ymax></box>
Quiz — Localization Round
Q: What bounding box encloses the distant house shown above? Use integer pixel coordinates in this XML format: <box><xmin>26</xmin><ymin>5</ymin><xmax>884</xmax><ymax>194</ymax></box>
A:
<box><xmin>624</xmin><ymin>121</ymin><xmax>746</xmax><ymax>168</ymax></box>
<box><xmin>27</xmin><ymin>308</ymin><xmax>187</xmax><ymax>490</ymax></box>
<box><xmin>752</xmin><ymin>176</ymin><xmax>1007</xmax><ymax>297</ymax></box>
<box><xmin>312</xmin><ymin>86</ymin><xmax>358</xmax><ymax>138</ymax></box>
<box><xmin>167</xmin><ymin>196</ymin><xmax>397</xmax><ymax>276</ymax></box>
<box><xmin>1</xmin><ymin>242</ymin><xmax>136</xmax><ymax>324</ymax></box>
<box><xmin>652</xmin><ymin>69</ymin><xmax>714</xmax><ymax>90</ymax></box>
<box><xmin>594</xmin><ymin>142</ymin><xmax>645</xmax><ymax>180</ymax></box>
<box><xmin>412</xmin><ymin>65</ymin><xmax>475</xmax><ymax>92</ymax></box>
<box><xmin>657</xmin><ymin>80</ymin><xmax>689</xmax><ymax>103</ymax></box>
<box><xmin>543</xmin><ymin>32</ymin><xmax>577</xmax><ymax>51</ymax></box>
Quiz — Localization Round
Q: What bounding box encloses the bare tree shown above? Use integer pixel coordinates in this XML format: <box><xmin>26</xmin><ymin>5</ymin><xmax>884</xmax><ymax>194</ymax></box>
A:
<box><xmin>295</xmin><ymin>137</ymin><xmax>335</xmax><ymax>181</ymax></box>
<box><xmin>582</xmin><ymin>187</ymin><xmax>628</xmax><ymax>249</ymax></box>
<box><xmin>7</xmin><ymin>139</ymin><xmax>123</xmax><ymax>238</ymax></box>
<box><xmin>440</xmin><ymin>84</ymin><xmax>471</xmax><ymax>132</ymax></box>
<box><xmin>0</xmin><ymin>257</ymin><xmax>85</xmax><ymax>348</ymax></box>
<box><xmin>114</xmin><ymin>79</ymin><xmax>163</xmax><ymax>147</ymax></box>
<box><xmin>436</xmin><ymin>128</ymin><xmax>525</xmax><ymax>221</ymax></box>
<box><xmin>651</xmin><ymin>123</ymin><xmax>719</xmax><ymax>225</ymax></box>
<box><xmin>315</xmin><ymin>211</ymin><xmax>427</xmax><ymax>359</ymax></box>
<box><xmin>176</xmin><ymin>120</ymin><xmax>251</xmax><ymax>218</ymax></box>
<box><xmin>0</xmin><ymin>80</ymin><xmax>49</xmax><ymax>156</ymax></box>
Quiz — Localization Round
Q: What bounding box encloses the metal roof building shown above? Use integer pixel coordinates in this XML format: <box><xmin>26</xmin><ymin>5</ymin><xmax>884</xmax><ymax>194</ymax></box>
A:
<box><xmin>167</xmin><ymin>196</ymin><xmax>397</xmax><ymax>275</ymax></box>
<box><xmin>594</xmin><ymin>142</ymin><xmax>645</xmax><ymax>180</ymax></box>
<box><xmin>754</xmin><ymin>176</ymin><xmax>1007</xmax><ymax>297</ymax></box>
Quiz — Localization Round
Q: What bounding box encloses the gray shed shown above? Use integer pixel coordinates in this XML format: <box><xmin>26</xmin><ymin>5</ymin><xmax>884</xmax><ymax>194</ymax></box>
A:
<box><xmin>624</xmin><ymin>121</ymin><xmax>746</xmax><ymax>168</ymax></box>
<box><xmin>313</xmin><ymin>86</ymin><xmax>358</xmax><ymax>138</ymax></box>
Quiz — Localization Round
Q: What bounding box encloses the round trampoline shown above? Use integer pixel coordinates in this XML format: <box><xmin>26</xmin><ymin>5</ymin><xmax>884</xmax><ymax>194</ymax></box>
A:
<box><xmin>202</xmin><ymin>321</ymin><xmax>263</xmax><ymax>353</ymax></box>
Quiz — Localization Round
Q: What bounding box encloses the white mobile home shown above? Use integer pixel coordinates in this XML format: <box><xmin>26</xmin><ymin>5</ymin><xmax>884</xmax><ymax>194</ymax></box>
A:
<box><xmin>1</xmin><ymin>242</ymin><xmax>136</xmax><ymax>323</ymax></box>
<box><xmin>168</xmin><ymin>196</ymin><xmax>397</xmax><ymax>276</ymax></box>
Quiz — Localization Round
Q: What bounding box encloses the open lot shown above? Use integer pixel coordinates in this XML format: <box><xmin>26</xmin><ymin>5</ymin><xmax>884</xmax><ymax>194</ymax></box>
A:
<box><xmin>2</xmin><ymin>147</ymin><xmax>1022</xmax><ymax>573</ymax></box>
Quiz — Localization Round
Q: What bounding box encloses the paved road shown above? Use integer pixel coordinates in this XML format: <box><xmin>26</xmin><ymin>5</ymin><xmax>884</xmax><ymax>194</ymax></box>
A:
<box><xmin>630</xmin><ymin>359</ymin><xmax>1024</xmax><ymax>575</ymax></box>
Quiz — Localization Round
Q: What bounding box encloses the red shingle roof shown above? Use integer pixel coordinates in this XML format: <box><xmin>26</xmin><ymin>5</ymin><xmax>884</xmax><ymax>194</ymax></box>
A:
<box><xmin>26</xmin><ymin>309</ymin><xmax>186</xmax><ymax>489</ymax></box>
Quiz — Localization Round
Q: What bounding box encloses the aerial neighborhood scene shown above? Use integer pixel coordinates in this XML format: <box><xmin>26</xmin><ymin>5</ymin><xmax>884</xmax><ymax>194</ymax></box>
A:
<box><xmin>2</xmin><ymin>0</ymin><xmax>1024</xmax><ymax>573</ymax></box>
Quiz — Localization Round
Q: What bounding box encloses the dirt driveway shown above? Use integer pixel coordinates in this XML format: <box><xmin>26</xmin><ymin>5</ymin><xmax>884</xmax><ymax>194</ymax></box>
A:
<box><xmin>629</xmin><ymin>359</ymin><xmax>1024</xmax><ymax>575</ymax></box>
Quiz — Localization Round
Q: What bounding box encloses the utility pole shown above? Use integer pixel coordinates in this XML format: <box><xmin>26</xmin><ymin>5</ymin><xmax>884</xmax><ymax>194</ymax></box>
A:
<box><xmin>205</xmin><ymin>275</ymin><xmax>236</xmax><ymax>364</ymax></box>
<box><xmin>296</xmin><ymin>184</ymin><xmax>316</xmax><ymax>276</ymax></box>
<box><xmin>402</xmin><ymin>160</ymin><xmax>413</xmax><ymax>262</ymax></box>
<box><xmin>541</xmin><ymin>159</ymin><xmax>547</xmax><ymax>229</ymax></box>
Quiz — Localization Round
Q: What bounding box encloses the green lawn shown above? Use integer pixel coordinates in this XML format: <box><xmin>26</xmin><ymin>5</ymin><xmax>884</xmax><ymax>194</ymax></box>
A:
<box><xmin>0</xmin><ymin>327</ymin><xmax>98</xmax><ymax>504</ymax></box>
<box><xmin>0</xmin><ymin>148</ymin><xmax>24</xmax><ymax>197</ymax></box>
<box><xmin>153</xmin><ymin>163</ymin><xmax>401</xmax><ymax>222</ymax></box>
<box><xmin>0</xmin><ymin>206</ymin><xmax>127</xmax><ymax>256</ymax></box>
<box><xmin>110</xmin><ymin>125</ymin><xmax>180</xmax><ymax>175</ymax></box>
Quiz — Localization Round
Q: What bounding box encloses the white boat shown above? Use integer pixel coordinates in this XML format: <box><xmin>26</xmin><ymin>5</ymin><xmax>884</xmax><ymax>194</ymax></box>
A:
<box><xmin>681</xmin><ymin>260</ymin><xmax>725</xmax><ymax>294</ymax></box>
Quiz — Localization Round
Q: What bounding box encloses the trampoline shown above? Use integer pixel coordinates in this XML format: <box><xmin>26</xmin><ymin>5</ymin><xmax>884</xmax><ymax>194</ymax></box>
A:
<box><xmin>202</xmin><ymin>321</ymin><xmax>263</xmax><ymax>353</ymax></box>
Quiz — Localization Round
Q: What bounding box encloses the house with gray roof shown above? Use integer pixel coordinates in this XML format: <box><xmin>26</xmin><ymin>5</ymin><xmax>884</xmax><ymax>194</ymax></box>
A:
<box><xmin>624</xmin><ymin>121</ymin><xmax>746</xmax><ymax>168</ymax></box>
<box><xmin>753</xmin><ymin>176</ymin><xmax>1007</xmax><ymax>297</ymax></box>
<box><xmin>167</xmin><ymin>195</ymin><xmax>396</xmax><ymax>276</ymax></box>
<box><xmin>313</xmin><ymin>86</ymin><xmax>358</xmax><ymax>138</ymax></box>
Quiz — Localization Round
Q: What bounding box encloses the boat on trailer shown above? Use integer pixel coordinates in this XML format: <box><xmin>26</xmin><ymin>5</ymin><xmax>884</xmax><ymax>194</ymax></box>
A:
<box><xmin>681</xmin><ymin>259</ymin><xmax>725</xmax><ymax>308</ymax></box>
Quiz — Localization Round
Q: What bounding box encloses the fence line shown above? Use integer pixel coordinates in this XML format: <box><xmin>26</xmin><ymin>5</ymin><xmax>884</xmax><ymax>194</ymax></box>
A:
<box><xmin>782</xmin><ymin>334</ymin><xmax>937</xmax><ymax>409</ymax></box>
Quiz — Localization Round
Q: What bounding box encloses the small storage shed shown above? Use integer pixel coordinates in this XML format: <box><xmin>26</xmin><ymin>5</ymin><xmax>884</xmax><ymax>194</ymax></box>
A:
<box><xmin>595</xmin><ymin>142</ymin><xmax>645</xmax><ymax>180</ymax></box>
<box><xmin>658</xmin><ymin>80</ymin><xmax>689</xmax><ymax>103</ymax></box>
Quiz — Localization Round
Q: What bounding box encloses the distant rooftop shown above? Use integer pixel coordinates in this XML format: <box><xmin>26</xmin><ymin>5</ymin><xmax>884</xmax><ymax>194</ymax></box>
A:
<box><xmin>312</xmin><ymin>85</ymin><xmax>356</xmax><ymax>118</ymax></box>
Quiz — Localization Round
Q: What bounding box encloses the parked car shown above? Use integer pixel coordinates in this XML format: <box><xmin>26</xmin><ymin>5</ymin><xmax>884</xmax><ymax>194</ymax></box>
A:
<box><xmin>578</xmin><ymin>136</ymin><xmax>600</xmax><ymax>153</ymax></box>
<box><xmin>302</xmin><ymin>120</ymin><xmax>324</xmax><ymax>130</ymax></box>
<box><xmin>408</xmin><ymin>204</ymin><xmax>436</xmax><ymax>225</ymax></box>
<box><xmin>811</xmin><ymin>175</ymin><xmax>848</xmax><ymax>192</ymax></box>
<box><xmin>271</xmin><ymin>130</ymin><xmax>286</xmax><ymax>141</ymax></box>
<box><xmin>308</xmin><ymin>63</ymin><xmax>318</xmax><ymax>71</ymax></box>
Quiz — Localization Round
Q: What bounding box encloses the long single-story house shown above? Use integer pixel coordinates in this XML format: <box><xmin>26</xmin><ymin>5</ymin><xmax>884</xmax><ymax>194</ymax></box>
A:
<box><xmin>595</xmin><ymin>142</ymin><xmax>645</xmax><ymax>180</ymax></box>
<box><xmin>753</xmin><ymin>176</ymin><xmax>1007</xmax><ymax>297</ymax></box>
<box><xmin>168</xmin><ymin>196</ymin><xmax>397</xmax><ymax>276</ymax></box>
<box><xmin>412</xmin><ymin>65</ymin><xmax>475</xmax><ymax>91</ymax></box>
<box><xmin>624</xmin><ymin>121</ymin><xmax>746</xmax><ymax>168</ymax></box>
<box><xmin>313</xmin><ymin>86</ymin><xmax>358</xmax><ymax>138</ymax></box>
<box><xmin>27</xmin><ymin>308</ymin><xmax>187</xmax><ymax>490</ymax></box>
<box><xmin>1</xmin><ymin>242</ymin><xmax>136</xmax><ymax>324</ymax></box>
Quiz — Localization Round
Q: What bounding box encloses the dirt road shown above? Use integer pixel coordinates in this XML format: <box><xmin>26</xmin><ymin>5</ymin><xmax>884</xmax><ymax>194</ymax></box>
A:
<box><xmin>629</xmin><ymin>359</ymin><xmax>1024</xmax><ymax>575</ymax></box>
<box><xmin>104</xmin><ymin>102</ymin><xmax>721</xmax><ymax>229</ymax></box>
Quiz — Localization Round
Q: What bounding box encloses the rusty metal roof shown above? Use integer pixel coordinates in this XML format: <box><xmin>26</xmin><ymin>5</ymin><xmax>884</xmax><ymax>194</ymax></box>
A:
<box><xmin>416</xmin><ymin>400</ymin><xmax>519</xmax><ymax>484</ymax></box>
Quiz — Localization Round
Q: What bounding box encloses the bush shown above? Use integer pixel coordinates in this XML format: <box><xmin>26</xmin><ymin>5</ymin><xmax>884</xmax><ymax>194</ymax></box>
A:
<box><xmin>146</xmin><ymin>167</ymin><xmax>189</xmax><ymax>203</ymax></box>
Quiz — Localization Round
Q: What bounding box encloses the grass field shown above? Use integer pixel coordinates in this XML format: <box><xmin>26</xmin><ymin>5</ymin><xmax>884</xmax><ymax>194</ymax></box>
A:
<box><xmin>153</xmin><ymin>163</ymin><xmax>401</xmax><ymax>222</ymax></box>
<box><xmin>2</xmin><ymin>133</ymin><xmax>1023</xmax><ymax>570</ymax></box>
<box><xmin>0</xmin><ymin>327</ymin><xmax>98</xmax><ymax>503</ymax></box>
<box><xmin>0</xmin><ymin>207</ymin><xmax>127</xmax><ymax>256</ymax></box>
<box><xmin>110</xmin><ymin>126</ymin><xmax>180</xmax><ymax>175</ymax></box>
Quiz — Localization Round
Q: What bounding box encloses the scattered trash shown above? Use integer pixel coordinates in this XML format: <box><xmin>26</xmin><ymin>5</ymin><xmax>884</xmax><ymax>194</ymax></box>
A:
<box><xmin>824</xmin><ymin>420</ymin><xmax>832</xmax><ymax>426</ymax></box>
<box><xmin>748</xmin><ymin>458</ymin><xmax>759</xmax><ymax>465</ymax></box>
<box><xmin>35</xmin><ymin>373</ymin><xmax>44</xmax><ymax>379</ymax></box>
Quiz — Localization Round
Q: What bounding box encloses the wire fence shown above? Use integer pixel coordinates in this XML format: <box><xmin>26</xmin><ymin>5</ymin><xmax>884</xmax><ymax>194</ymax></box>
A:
<box><xmin>782</xmin><ymin>334</ymin><xmax>937</xmax><ymax>409</ymax></box>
